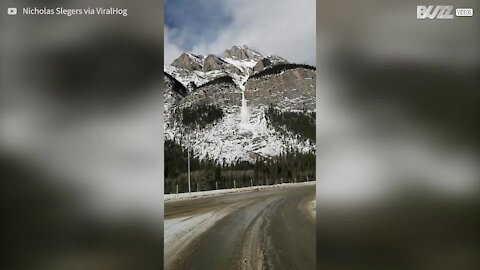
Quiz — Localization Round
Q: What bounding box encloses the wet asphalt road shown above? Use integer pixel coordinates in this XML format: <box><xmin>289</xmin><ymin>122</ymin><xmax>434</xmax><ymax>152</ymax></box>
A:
<box><xmin>165</xmin><ymin>184</ymin><xmax>315</xmax><ymax>270</ymax></box>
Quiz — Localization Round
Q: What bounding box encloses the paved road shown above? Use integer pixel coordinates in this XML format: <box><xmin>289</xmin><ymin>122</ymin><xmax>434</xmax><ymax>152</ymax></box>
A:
<box><xmin>164</xmin><ymin>184</ymin><xmax>316</xmax><ymax>270</ymax></box>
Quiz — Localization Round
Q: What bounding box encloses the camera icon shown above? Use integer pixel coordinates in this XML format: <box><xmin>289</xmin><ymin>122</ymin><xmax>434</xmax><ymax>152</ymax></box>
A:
<box><xmin>8</xmin><ymin>8</ymin><xmax>17</xmax><ymax>16</ymax></box>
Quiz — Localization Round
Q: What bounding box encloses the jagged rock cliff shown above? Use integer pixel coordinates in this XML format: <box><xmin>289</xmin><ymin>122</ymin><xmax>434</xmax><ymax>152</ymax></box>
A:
<box><xmin>246</xmin><ymin>66</ymin><xmax>316</xmax><ymax>111</ymax></box>
<box><xmin>171</xmin><ymin>53</ymin><xmax>204</xmax><ymax>71</ymax></box>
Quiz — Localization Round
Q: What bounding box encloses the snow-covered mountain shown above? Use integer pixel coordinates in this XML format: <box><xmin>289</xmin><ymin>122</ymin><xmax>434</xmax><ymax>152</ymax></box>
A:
<box><xmin>166</xmin><ymin>45</ymin><xmax>289</xmax><ymax>91</ymax></box>
<box><xmin>164</xmin><ymin>45</ymin><xmax>315</xmax><ymax>164</ymax></box>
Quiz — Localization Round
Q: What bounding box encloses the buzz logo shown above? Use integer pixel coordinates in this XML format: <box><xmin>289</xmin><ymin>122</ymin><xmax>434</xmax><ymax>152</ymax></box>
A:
<box><xmin>417</xmin><ymin>5</ymin><xmax>454</xmax><ymax>19</ymax></box>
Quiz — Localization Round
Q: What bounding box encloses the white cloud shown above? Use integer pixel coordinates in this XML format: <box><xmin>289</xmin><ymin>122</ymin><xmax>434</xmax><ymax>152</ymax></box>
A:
<box><xmin>164</xmin><ymin>0</ymin><xmax>316</xmax><ymax>65</ymax></box>
<box><xmin>164</xmin><ymin>27</ymin><xmax>186</xmax><ymax>65</ymax></box>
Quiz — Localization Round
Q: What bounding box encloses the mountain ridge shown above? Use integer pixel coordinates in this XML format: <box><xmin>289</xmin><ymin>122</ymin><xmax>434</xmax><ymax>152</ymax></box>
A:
<box><xmin>166</xmin><ymin>45</ymin><xmax>290</xmax><ymax>91</ymax></box>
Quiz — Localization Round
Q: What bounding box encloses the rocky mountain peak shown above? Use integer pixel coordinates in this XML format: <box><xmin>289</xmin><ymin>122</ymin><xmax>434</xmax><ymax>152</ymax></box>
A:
<box><xmin>171</xmin><ymin>52</ymin><xmax>204</xmax><ymax>71</ymax></box>
<box><xmin>166</xmin><ymin>45</ymin><xmax>297</xmax><ymax>93</ymax></box>
<box><xmin>223</xmin><ymin>45</ymin><xmax>263</xmax><ymax>61</ymax></box>
<box><xmin>203</xmin><ymin>54</ymin><xmax>225</xmax><ymax>72</ymax></box>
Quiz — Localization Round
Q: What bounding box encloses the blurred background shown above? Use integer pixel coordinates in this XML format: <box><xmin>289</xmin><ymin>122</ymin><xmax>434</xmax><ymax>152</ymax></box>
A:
<box><xmin>316</xmin><ymin>0</ymin><xmax>479</xmax><ymax>269</ymax></box>
<box><xmin>0</xmin><ymin>0</ymin><xmax>164</xmax><ymax>269</ymax></box>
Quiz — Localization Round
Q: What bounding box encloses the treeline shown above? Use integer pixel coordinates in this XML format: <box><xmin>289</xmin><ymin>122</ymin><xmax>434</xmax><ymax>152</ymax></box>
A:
<box><xmin>250</xmin><ymin>63</ymin><xmax>316</xmax><ymax>79</ymax></box>
<box><xmin>265</xmin><ymin>105</ymin><xmax>316</xmax><ymax>141</ymax></box>
<box><xmin>164</xmin><ymin>139</ymin><xmax>315</xmax><ymax>194</ymax></box>
<box><xmin>181</xmin><ymin>104</ymin><xmax>224</xmax><ymax>129</ymax></box>
<box><xmin>197</xmin><ymin>75</ymin><xmax>235</xmax><ymax>89</ymax></box>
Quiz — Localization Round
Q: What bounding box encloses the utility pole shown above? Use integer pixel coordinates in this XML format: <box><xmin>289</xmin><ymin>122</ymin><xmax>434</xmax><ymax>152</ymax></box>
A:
<box><xmin>187</xmin><ymin>135</ymin><xmax>191</xmax><ymax>194</ymax></box>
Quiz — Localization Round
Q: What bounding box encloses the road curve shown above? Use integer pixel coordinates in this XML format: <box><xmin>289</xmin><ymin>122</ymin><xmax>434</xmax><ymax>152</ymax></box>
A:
<box><xmin>164</xmin><ymin>183</ymin><xmax>315</xmax><ymax>270</ymax></box>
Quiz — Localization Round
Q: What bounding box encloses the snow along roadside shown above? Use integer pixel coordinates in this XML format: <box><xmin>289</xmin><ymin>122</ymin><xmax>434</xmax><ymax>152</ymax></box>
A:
<box><xmin>164</xmin><ymin>210</ymin><xmax>230</xmax><ymax>270</ymax></box>
<box><xmin>164</xmin><ymin>181</ymin><xmax>316</xmax><ymax>202</ymax></box>
<box><xmin>164</xmin><ymin>198</ymin><xmax>261</xmax><ymax>270</ymax></box>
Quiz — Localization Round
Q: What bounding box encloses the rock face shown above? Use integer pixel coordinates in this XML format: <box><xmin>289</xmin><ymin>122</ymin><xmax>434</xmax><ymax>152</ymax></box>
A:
<box><xmin>165</xmin><ymin>73</ymin><xmax>188</xmax><ymax>99</ymax></box>
<box><xmin>171</xmin><ymin>53</ymin><xmax>203</xmax><ymax>71</ymax></box>
<box><xmin>203</xmin><ymin>54</ymin><xmax>243</xmax><ymax>75</ymax></box>
<box><xmin>177</xmin><ymin>79</ymin><xmax>241</xmax><ymax>111</ymax></box>
<box><xmin>222</xmin><ymin>45</ymin><xmax>263</xmax><ymax>61</ymax></box>
<box><xmin>164</xmin><ymin>65</ymin><xmax>224</xmax><ymax>93</ymax></box>
<box><xmin>253</xmin><ymin>58</ymin><xmax>272</xmax><ymax>73</ymax></box>
<box><xmin>245</xmin><ymin>68</ymin><xmax>316</xmax><ymax>111</ymax></box>
<box><xmin>164</xmin><ymin>73</ymin><xmax>188</xmax><ymax>130</ymax></box>
<box><xmin>167</xmin><ymin>46</ymin><xmax>291</xmax><ymax>90</ymax></box>
<box><xmin>203</xmin><ymin>54</ymin><xmax>224</xmax><ymax>72</ymax></box>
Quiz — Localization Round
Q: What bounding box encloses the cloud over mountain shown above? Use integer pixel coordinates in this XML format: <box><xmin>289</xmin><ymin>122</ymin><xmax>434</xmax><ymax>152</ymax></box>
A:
<box><xmin>165</xmin><ymin>0</ymin><xmax>315</xmax><ymax>65</ymax></box>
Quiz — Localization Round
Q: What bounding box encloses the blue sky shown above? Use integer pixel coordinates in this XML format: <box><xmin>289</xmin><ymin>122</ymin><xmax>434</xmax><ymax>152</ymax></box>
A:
<box><xmin>164</xmin><ymin>0</ymin><xmax>316</xmax><ymax>65</ymax></box>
